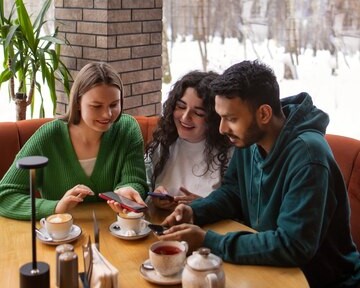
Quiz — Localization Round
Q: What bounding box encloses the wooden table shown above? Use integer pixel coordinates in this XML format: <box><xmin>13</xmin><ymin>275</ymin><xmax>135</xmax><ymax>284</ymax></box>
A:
<box><xmin>0</xmin><ymin>202</ymin><xmax>309</xmax><ymax>287</ymax></box>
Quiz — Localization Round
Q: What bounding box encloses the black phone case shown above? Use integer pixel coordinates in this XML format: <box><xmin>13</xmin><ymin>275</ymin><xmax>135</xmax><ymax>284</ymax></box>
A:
<box><xmin>148</xmin><ymin>224</ymin><xmax>169</xmax><ymax>235</ymax></box>
<box><xmin>147</xmin><ymin>192</ymin><xmax>174</xmax><ymax>201</ymax></box>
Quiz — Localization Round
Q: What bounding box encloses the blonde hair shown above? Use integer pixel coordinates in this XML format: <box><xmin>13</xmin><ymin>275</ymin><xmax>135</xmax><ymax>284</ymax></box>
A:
<box><xmin>63</xmin><ymin>62</ymin><xmax>124</xmax><ymax>124</ymax></box>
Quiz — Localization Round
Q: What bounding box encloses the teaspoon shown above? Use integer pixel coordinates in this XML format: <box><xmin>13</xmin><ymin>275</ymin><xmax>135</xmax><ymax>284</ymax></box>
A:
<box><xmin>35</xmin><ymin>228</ymin><xmax>53</xmax><ymax>241</ymax></box>
<box><xmin>113</xmin><ymin>225</ymin><xmax>120</xmax><ymax>230</ymax></box>
<box><xmin>142</xmin><ymin>261</ymin><xmax>154</xmax><ymax>270</ymax></box>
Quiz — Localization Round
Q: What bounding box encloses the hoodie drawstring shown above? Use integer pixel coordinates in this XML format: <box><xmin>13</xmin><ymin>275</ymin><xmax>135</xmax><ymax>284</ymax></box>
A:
<box><xmin>256</xmin><ymin>170</ymin><xmax>263</xmax><ymax>225</ymax></box>
<box><xmin>250</xmin><ymin>146</ymin><xmax>263</xmax><ymax>225</ymax></box>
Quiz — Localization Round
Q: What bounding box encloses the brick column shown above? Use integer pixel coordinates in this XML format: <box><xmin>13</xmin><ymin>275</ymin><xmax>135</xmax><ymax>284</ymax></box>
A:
<box><xmin>54</xmin><ymin>0</ymin><xmax>163</xmax><ymax>116</ymax></box>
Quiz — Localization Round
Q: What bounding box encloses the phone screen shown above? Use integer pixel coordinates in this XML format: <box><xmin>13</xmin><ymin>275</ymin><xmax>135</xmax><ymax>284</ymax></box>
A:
<box><xmin>99</xmin><ymin>192</ymin><xmax>147</xmax><ymax>212</ymax></box>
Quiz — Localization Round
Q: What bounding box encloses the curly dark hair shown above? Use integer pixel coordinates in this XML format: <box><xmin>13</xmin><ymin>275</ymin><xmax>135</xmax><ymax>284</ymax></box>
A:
<box><xmin>210</xmin><ymin>60</ymin><xmax>282</xmax><ymax>116</ymax></box>
<box><xmin>145</xmin><ymin>70</ymin><xmax>232</xmax><ymax>190</ymax></box>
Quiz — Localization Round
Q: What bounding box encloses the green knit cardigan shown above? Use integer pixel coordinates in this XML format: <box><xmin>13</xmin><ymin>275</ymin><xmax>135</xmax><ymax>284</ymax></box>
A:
<box><xmin>0</xmin><ymin>114</ymin><xmax>148</xmax><ymax>220</ymax></box>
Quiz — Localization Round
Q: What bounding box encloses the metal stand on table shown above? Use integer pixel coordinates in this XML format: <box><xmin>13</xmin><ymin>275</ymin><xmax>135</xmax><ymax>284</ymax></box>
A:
<box><xmin>17</xmin><ymin>156</ymin><xmax>50</xmax><ymax>288</ymax></box>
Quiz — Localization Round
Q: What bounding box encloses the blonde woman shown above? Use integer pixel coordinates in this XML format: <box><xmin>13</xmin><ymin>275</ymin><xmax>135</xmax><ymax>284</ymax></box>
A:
<box><xmin>0</xmin><ymin>62</ymin><xmax>147</xmax><ymax>220</ymax></box>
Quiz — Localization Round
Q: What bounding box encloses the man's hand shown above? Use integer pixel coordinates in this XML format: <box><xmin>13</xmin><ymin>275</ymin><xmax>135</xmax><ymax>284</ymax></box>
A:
<box><xmin>161</xmin><ymin>203</ymin><xmax>194</xmax><ymax>226</ymax></box>
<box><xmin>158</xmin><ymin>223</ymin><xmax>206</xmax><ymax>253</ymax></box>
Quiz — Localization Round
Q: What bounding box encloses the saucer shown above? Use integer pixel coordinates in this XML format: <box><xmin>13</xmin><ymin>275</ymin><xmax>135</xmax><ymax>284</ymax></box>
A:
<box><xmin>139</xmin><ymin>259</ymin><xmax>182</xmax><ymax>285</ymax></box>
<box><xmin>108</xmin><ymin>222</ymin><xmax>151</xmax><ymax>240</ymax></box>
<box><xmin>36</xmin><ymin>225</ymin><xmax>82</xmax><ymax>245</ymax></box>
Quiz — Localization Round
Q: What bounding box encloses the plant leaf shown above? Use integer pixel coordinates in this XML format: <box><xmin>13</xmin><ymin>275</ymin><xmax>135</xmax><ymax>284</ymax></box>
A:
<box><xmin>0</xmin><ymin>69</ymin><xmax>12</xmax><ymax>86</ymax></box>
<box><xmin>15</xmin><ymin>0</ymin><xmax>35</xmax><ymax>50</ymax></box>
<box><xmin>1</xmin><ymin>0</ymin><xmax>72</xmax><ymax>119</ymax></box>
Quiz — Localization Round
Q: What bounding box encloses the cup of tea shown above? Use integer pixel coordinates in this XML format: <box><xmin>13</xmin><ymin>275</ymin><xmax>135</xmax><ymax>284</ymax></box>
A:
<box><xmin>40</xmin><ymin>213</ymin><xmax>73</xmax><ymax>240</ymax></box>
<box><xmin>149</xmin><ymin>240</ymin><xmax>188</xmax><ymax>277</ymax></box>
<box><xmin>116</xmin><ymin>211</ymin><xmax>147</xmax><ymax>235</ymax></box>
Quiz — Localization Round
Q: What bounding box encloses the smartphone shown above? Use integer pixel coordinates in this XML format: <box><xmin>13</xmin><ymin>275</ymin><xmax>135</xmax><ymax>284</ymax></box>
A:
<box><xmin>99</xmin><ymin>192</ymin><xmax>147</xmax><ymax>213</ymax></box>
<box><xmin>147</xmin><ymin>192</ymin><xmax>174</xmax><ymax>201</ymax></box>
<box><xmin>148</xmin><ymin>224</ymin><xmax>169</xmax><ymax>235</ymax></box>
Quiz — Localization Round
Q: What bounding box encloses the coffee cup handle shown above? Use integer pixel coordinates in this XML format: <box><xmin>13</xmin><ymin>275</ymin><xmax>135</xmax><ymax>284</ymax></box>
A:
<box><xmin>140</xmin><ymin>219</ymin><xmax>148</xmax><ymax>231</ymax></box>
<box><xmin>181</xmin><ymin>241</ymin><xmax>189</xmax><ymax>253</ymax></box>
<box><xmin>40</xmin><ymin>218</ymin><xmax>46</xmax><ymax>228</ymax></box>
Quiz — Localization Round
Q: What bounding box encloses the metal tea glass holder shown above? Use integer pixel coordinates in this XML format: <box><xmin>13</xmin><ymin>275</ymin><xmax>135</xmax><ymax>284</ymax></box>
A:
<box><xmin>17</xmin><ymin>156</ymin><xmax>50</xmax><ymax>288</ymax></box>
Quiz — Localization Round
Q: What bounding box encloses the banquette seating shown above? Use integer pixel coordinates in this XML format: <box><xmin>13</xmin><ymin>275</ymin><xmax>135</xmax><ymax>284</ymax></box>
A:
<box><xmin>0</xmin><ymin>116</ymin><xmax>359</xmax><ymax>248</ymax></box>
<box><xmin>325</xmin><ymin>134</ymin><xmax>360</xmax><ymax>249</ymax></box>
<box><xmin>0</xmin><ymin>116</ymin><xmax>158</xmax><ymax>180</ymax></box>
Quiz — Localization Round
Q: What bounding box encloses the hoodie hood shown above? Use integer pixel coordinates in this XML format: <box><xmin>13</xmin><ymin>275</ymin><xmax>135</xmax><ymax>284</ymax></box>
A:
<box><xmin>262</xmin><ymin>92</ymin><xmax>329</xmax><ymax>167</ymax></box>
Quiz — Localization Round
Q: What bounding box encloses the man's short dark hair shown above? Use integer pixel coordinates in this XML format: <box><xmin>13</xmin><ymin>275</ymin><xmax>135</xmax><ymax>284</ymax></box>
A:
<box><xmin>210</xmin><ymin>60</ymin><xmax>282</xmax><ymax>116</ymax></box>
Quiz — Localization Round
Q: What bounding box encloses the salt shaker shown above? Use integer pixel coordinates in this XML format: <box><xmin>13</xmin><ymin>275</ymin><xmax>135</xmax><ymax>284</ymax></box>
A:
<box><xmin>59</xmin><ymin>251</ymin><xmax>79</xmax><ymax>288</ymax></box>
<box><xmin>56</xmin><ymin>244</ymin><xmax>74</xmax><ymax>286</ymax></box>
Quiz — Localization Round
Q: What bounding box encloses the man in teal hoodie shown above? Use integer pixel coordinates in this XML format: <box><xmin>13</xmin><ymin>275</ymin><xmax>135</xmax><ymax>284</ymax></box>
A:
<box><xmin>159</xmin><ymin>60</ymin><xmax>360</xmax><ymax>287</ymax></box>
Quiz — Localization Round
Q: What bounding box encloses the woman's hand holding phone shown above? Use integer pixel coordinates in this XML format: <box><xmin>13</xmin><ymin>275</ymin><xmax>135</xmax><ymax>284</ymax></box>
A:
<box><xmin>99</xmin><ymin>188</ymin><xmax>147</xmax><ymax>213</ymax></box>
<box><xmin>148</xmin><ymin>186</ymin><xmax>177</xmax><ymax>210</ymax></box>
<box><xmin>115</xmin><ymin>187</ymin><xmax>147</xmax><ymax>206</ymax></box>
<box><xmin>148</xmin><ymin>192</ymin><xmax>174</xmax><ymax>201</ymax></box>
<box><xmin>148</xmin><ymin>186</ymin><xmax>201</xmax><ymax>210</ymax></box>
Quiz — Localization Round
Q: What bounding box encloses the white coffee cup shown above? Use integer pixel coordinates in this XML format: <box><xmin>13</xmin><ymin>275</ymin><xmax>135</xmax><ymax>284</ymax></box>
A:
<box><xmin>116</xmin><ymin>211</ymin><xmax>147</xmax><ymax>235</ymax></box>
<box><xmin>149</xmin><ymin>240</ymin><xmax>188</xmax><ymax>277</ymax></box>
<box><xmin>40</xmin><ymin>213</ymin><xmax>73</xmax><ymax>240</ymax></box>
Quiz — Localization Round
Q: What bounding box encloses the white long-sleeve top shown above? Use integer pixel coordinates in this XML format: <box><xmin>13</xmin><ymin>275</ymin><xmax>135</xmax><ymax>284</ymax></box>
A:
<box><xmin>146</xmin><ymin>138</ymin><xmax>232</xmax><ymax>197</ymax></box>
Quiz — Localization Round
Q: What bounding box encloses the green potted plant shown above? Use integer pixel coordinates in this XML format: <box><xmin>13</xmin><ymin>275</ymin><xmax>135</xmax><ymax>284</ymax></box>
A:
<box><xmin>0</xmin><ymin>0</ymin><xmax>71</xmax><ymax>120</ymax></box>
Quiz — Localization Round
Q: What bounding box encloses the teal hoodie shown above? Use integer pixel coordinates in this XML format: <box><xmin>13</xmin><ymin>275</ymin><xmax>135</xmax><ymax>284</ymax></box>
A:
<box><xmin>191</xmin><ymin>93</ymin><xmax>360</xmax><ymax>287</ymax></box>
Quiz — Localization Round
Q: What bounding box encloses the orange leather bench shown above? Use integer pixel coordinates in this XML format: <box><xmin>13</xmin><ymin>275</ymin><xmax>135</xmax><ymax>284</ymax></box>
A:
<box><xmin>325</xmin><ymin>135</ymin><xmax>360</xmax><ymax>249</ymax></box>
<box><xmin>0</xmin><ymin>117</ymin><xmax>359</xmax><ymax>248</ymax></box>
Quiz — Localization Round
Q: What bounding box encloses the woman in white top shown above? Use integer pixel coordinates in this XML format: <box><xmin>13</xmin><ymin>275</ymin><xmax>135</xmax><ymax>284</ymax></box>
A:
<box><xmin>145</xmin><ymin>71</ymin><xmax>233</xmax><ymax>210</ymax></box>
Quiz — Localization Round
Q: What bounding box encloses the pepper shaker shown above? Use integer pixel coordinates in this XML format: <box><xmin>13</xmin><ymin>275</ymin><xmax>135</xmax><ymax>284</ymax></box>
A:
<box><xmin>59</xmin><ymin>251</ymin><xmax>79</xmax><ymax>288</ymax></box>
<box><xmin>56</xmin><ymin>244</ymin><xmax>74</xmax><ymax>287</ymax></box>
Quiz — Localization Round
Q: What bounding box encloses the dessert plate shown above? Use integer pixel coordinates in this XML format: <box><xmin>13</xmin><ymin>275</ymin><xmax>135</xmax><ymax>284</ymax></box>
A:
<box><xmin>108</xmin><ymin>222</ymin><xmax>151</xmax><ymax>240</ymax></box>
<box><xmin>139</xmin><ymin>259</ymin><xmax>182</xmax><ymax>285</ymax></box>
<box><xmin>36</xmin><ymin>224</ymin><xmax>82</xmax><ymax>245</ymax></box>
